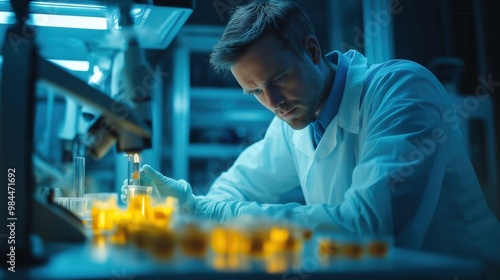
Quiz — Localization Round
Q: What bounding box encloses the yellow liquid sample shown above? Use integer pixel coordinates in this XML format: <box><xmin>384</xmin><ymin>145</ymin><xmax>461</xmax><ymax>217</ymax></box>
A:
<box><xmin>152</xmin><ymin>205</ymin><xmax>173</xmax><ymax>227</ymax></box>
<box><xmin>367</xmin><ymin>240</ymin><xmax>388</xmax><ymax>257</ymax></box>
<box><xmin>91</xmin><ymin>203</ymin><xmax>116</xmax><ymax>233</ymax></box>
<box><xmin>128</xmin><ymin>194</ymin><xmax>152</xmax><ymax>218</ymax></box>
<box><xmin>181</xmin><ymin>224</ymin><xmax>208</xmax><ymax>258</ymax></box>
<box><xmin>211</xmin><ymin>227</ymin><xmax>244</xmax><ymax>255</ymax></box>
<box><xmin>342</xmin><ymin>243</ymin><xmax>364</xmax><ymax>259</ymax></box>
<box><xmin>318</xmin><ymin>239</ymin><xmax>342</xmax><ymax>257</ymax></box>
<box><xmin>129</xmin><ymin>221</ymin><xmax>155</xmax><ymax>249</ymax></box>
<box><xmin>111</xmin><ymin>211</ymin><xmax>130</xmax><ymax>244</ymax></box>
<box><xmin>150</xmin><ymin>228</ymin><xmax>177</xmax><ymax>259</ymax></box>
<box><xmin>267</xmin><ymin>227</ymin><xmax>301</xmax><ymax>253</ymax></box>
<box><xmin>212</xmin><ymin>253</ymin><xmax>247</xmax><ymax>271</ymax></box>
<box><xmin>245</xmin><ymin>230</ymin><xmax>268</xmax><ymax>257</ymax></box>
<box><xmin>302</xmin><ymin>229</ymin><xmax>313</xmax><ymax>241</ymax></box>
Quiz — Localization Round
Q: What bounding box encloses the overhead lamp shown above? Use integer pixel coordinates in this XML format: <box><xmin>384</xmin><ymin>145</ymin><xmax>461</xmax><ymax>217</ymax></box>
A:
<box><xmin>0</xmin><ymin>0</ymin><xmax>194</xmax><ymax>60</ymax></box>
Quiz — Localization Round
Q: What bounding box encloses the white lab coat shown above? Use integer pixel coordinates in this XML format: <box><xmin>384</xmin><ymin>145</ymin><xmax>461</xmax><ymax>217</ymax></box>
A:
<box><xmin>206</xmin><ymin>50</ymin><xmax>500</xmax><ymax>262</ymax></box>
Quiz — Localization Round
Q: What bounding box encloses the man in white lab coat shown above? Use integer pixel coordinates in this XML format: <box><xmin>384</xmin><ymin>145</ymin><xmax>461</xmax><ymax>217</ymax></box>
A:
<box><xmin>124</xmin><ymin>0</ymin><xmax>500</xmax><ymax>267</ymax></box>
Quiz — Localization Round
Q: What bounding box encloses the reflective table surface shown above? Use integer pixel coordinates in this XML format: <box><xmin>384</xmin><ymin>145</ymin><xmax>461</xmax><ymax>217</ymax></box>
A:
<box><xmin>4</xmin><ymin>233</ymin><xmax>484</xmax><ymax>280</ymax></box>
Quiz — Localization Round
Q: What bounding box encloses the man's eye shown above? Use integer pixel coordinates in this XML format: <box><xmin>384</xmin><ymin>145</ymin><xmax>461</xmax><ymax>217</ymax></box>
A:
<box><xmin>250</xmin><ymin>89</ymin><xmax>263</xmax><ymax>96</ymax></box>
<box><xmin>274</xmin><ymin>74</ymin><xmax>286</xmax><ymax>83</ymax></box>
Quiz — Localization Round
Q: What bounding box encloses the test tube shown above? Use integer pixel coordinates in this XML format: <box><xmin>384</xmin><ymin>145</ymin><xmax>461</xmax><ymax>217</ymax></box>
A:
<box><xmin>132</xmin><ymin>153</ymin><xmax>140</xmax><ymax>186</ymax></box>
<box><xmin>127</xmin><ymin>153</ymin><xmax>140</xmax><ymax>185</ymax></box>
<box><xmin>127</xmin><ymin>154</ymin><xmax>132</xmax><ymax>185</ymax></box>
<box><xmin>74</xmin><ymin>156</ymin><xmax>85</xmax><ymax>198</ymax></box>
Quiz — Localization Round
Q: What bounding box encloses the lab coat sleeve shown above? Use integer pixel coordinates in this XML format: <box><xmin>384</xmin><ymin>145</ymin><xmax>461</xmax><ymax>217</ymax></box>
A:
<box><xmin>351</xmin><ymin>61</ymin><xmax>457</xmax><ymax>246</ymax></box>
<box><xmin>201</xmin><ymin>61</ymin><xmax>456</xmax><ymax>241</ymax></box>
<box><xmin>205</xmin><ymin>117</ymin><xmax>301</xmax><ymax>203</ymax></box>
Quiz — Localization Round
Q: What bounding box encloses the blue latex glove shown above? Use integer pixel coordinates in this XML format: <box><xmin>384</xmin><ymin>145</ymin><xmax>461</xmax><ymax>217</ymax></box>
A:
<box><xmin>141</xmin><ymin>164</ymin><xmax>195</xmax><ymax>207</ymax></box>
<box><xmin>121</xmin><ymin>164</ymin><xmax>192</xmax><ymax>206</ymax></box>
<box><xmin>122</xmin><ymin>165</ymin><xmax>330</xmax><ymax>230</ymax></box>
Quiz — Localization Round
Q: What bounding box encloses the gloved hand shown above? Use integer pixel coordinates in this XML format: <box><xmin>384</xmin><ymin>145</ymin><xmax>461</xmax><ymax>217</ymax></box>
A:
<box><xmin>142</xmin><ymin>164</ymin><xmax>196</xmax><ymax>208</ymax></box>
<box><xmin>120</xmin><ymin>169</ymin><xmax>155</xmax><ymax>204</ymax></box>
<box><xmin>121</xmin><ymin>165</ymin><xmax>273</xmax><ymax>222</ymax></box>
<box><xmin>121</xmin><ymin>164</ymin><xmax>196</xmax><ymax>211</ymax></box>
<box><xmin>122</xmin><ymin>166</ymin><xmax>341</xmax><ymax>232</ymax></box>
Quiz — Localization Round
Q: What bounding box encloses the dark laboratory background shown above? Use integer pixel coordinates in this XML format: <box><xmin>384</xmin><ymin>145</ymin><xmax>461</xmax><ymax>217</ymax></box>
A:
<box><xmin>10</xmin><ymin>0</ymin><xmax>500</xmax><ymax>218</ymax></box>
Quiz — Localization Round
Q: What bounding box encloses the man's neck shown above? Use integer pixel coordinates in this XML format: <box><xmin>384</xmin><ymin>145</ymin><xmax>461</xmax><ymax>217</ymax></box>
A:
<box><xmin>314</xmin><ymin>60</ymin><xmax>337</xmax><ymax>119</ymax></box>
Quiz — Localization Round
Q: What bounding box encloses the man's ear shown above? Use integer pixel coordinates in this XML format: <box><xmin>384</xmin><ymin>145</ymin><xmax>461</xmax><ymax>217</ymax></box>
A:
<box><xmin>304</xmin><ymin>35</ymin><xmax>321</xmax><ymax>64</ymax></box>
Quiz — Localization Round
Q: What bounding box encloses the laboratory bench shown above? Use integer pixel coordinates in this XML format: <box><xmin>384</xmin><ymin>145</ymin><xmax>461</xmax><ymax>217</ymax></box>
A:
<box><xmin>4</xmin><ymin>233</ymin><xmax>484</xmax><ymax>280</ymax></box>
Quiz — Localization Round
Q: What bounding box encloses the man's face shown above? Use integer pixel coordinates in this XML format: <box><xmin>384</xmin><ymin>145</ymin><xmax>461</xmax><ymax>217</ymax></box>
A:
<box><xmin>230</xmin><ymin>33</ymin><xmax>326</xmax><ymax>130</ymax></box>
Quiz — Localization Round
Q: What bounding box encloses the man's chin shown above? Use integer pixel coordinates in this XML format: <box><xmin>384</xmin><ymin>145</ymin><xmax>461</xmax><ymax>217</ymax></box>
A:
<box><xmin>281</xmin><ymin>117</ymin><xmax>309</xmax><ymax>130</ymax></box>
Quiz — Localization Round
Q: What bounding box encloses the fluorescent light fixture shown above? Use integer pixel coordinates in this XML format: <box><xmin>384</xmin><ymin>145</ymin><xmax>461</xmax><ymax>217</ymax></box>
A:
<box><xmin>0</xmin><ymin>1</ymin><xmax>194</xmax><ymax>55</ymax></box>
<box><xmin>32</xmin><ymin>13</ymin><xmax>107</xmax><ymax>30</ymax></box>
<box><xmin>0</xmin><ymin>11</ymin><xmax>9</xmax><ymax>24</ymax></box>
<box><xmin>0</xmin><ymin>55</ymin><xmax>88</xmax><ymax>71</ymax></box>
<box><xmin>48</xmin><ymin>59</ymin><xmax>89</xmax><ymax>72</ymax></box>
<box><xmin>0</xmin><ymin>11</ymin><xmax>106</xmax><ymax>29</ymax></box>
<box><xmin>1</xmin><ymin>56</ymin><xmax>89</xmax><ymax>72</ymax></box>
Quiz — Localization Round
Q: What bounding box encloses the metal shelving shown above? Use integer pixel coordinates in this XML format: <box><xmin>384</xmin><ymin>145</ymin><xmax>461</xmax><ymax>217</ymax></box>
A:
<box><xmin>170</xmin><ymin>25</ymin><xmax>273</xmax><ymax>190</ymax></box>
<box><xmin>189</xmin><ymin>144</ymin><xmax>245</xmax><ymax>158</ymax></box>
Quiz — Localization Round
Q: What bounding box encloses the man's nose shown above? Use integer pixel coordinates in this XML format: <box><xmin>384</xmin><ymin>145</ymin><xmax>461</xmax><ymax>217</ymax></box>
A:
<box><xmin>265</xmin><ymin>87</ymin><xmax>285</xmax><ymax>108</ymax></box>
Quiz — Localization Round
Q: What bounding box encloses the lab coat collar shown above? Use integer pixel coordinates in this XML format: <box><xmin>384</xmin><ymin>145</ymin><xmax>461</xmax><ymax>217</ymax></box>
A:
<box><xmin>311</xmin><ymin>51</ymin><xmax>350</xmax><ymax>147</ymax></box>
<box><xmin>336</xmin><ymin>50</ymin><xmax>367</xmax><ymax>134</ymax></box>
<box><xmin>291</xmin><ymin>50</ymin><xmax>367</xmax><ymax>158</ymax></box>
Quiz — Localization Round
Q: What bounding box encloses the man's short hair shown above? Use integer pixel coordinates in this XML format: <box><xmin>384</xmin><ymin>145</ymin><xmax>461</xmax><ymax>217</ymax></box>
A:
<box><xmin>210</xmin><ymin>0</ymin><xmax>316</xmax><ymax>75</ymax></box>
